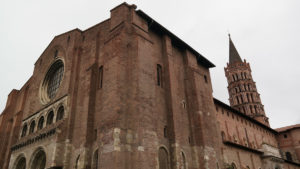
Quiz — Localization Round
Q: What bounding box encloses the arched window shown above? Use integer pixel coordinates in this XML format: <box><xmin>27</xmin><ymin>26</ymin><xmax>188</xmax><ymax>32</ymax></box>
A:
<box><xmin>232</xmin><ymin>75</ymin><xmax>235</xmax><ymax>81</ymax></box>
<box><xmin>38</xmin><ymin>116</ymin><xmax>44</xmax><ymax>130</ymax></box>
<box><xmin>159</xmin><ymin>147</ymin><xmax>169</xmax><ymax>169</ymax></box>
<box><xmin>248</xmin><ymin>84</ymin><xmax>251</xmax><ymax>91</ymax></box>
<box><xmin>286</xmin><ymin>152</ymin><xmax>293</xmax><ymax>161</ymax></box>
<box><xmin>30</xmin><ymin>149</ymin><xmax>46</xmax><ymax>169</ymax></box>
<box><xmin>56</xmin><ymin>106</ymin><xmax>64</xmax><ymax>121</ymax></box>
<box><xmin>47</xmin><ymin>111</ymin><xmax>54</xmax><ymax>125</ymax></box>
<box><xmin>181</xmin><ymin>152</ymin><xmax>187</xmax><ymax>169</ymax></box>
<box><xmin>21</xmin><ymin>124</ymin><xmax>28</xmax><ymax>137</ymax></box>
<box><xmin>13</xmin><ymin>156</ymin><xmax>26</xmax><ymax>169</ymax></box>
<box><xmin>240</xmin><ymin>95</ymin><xmax>244</xmax><ymax>103</ymax></box>
<box><xmin>236</xmin><ymin>96</ymin><xmax>240</xmax><ymax>104</ymax></box>
<box><xmin>250</xmin><ymin>105</ymin><xmax>253</xmax><ymax>114</ymax></box>
<box><xmin>254</xmin><ymin>105</ymin><xmax>257</xmax><ymax>114</ymax></box>
<box><xmin>247</xmin><ymin>93</ymin><xmax>250</xmax><ymax>102</ymax></box>
<box><xmin>92</xmin><ymin>150</ymin><xmax>99</xmax><ymax>169</ymax></box>
<box><xmin>251</xmin><ymin>94</ymin><xmax>254</xmax><ymax>102</ymax></box>
<box><xmin>29</xmin><ymin>121</ymin><xmax>36</xmax><ymax>134</ymax></box>
<box><xmin>244</xmin><ymin>72</ymin><xmax>247</xmax><ymax>79</ymax></box>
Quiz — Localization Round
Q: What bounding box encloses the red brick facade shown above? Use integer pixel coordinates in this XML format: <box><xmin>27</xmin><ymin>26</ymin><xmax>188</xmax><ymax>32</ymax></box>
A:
<box><xmin>0</xmin><ymin>3</ymin><xmax>299</xmax><ymax>169</ymax></box>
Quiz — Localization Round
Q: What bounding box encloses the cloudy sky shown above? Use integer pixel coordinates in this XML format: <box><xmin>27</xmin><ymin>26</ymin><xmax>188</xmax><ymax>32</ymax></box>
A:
<box><xmin>0</xmin><ymin>0</ymin><xmax>299</xmax><ymax>129</ymax></box>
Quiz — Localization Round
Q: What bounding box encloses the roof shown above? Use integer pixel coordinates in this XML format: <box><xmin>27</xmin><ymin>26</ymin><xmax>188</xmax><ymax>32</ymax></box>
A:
<box><xmin>136</xmin><ymin>10</ymin><xmax>215</xmax><ymax>68</ymax></box>
<box><xmin>276</xmin><ymin>123</ymin><xmax>300</xmax><ymax>132</ymax></box>
<box><xmin>229</xmin><ymin>35</ymin><xmax>243</xmax><ymax>64</ymax></box>
<box><xmin>213</xmin><ymin>98</ymin><xmax>278</xmax><ymax>133</ymax></box>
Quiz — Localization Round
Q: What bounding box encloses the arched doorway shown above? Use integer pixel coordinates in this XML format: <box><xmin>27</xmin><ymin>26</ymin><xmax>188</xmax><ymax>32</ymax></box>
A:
<box><xmin>30</xmin><ymin>149</ymin><xmax>46</xmax><ymax>169</ymax></box>
<box><xmin>158</xmin><ymin>147</ymin><xmax>169</xmax><ymax>169</ymax></box>
<box><xmin>13</xmin><ymin>156</ymin><xmax>26</xmax><ymax>169</ymax></box>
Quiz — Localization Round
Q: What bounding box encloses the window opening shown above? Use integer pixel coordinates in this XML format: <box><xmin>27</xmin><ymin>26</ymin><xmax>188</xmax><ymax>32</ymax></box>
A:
<box><xmin>29</xmin><ymin>121</ymin><xmax>36</xmax><ymax>134</ymax></box>
<box><xmin>47</xmin><ymin>62</ymin><xmax>64</xmax><ymax>99</ymax></box>
<box><xmin>164</xmin><ymin>126</ymin><xmax>168</xmax><ymax>138</ymax></box>
<box><xmin>98</xmin><ymin>66</ymin><xmax>103</xmax><ymax>89</ymax></box>
<box><xmin>251</xmin><ymin>94</ymin><xmax>254</xmax><ymax>102</ymax></box>
<box><xmin>38</xmin><ymin>117</ymin><xmax>44</xmax><ymax>130</ymax></box>
<box><xmin>21</xmin><ymin>124</ymin><xmax>28</xmax><ymax>137</ymax></box>
<box><xmin>47</xmin><ymin>111</ymin><xmax>54</xmax><ymax>125</ymax></box>
<box><xmin>157</xmin><ymin>64</ymin><xmax>162</xmax><ymax>87</ymax></box>
<box><xmin>204</xmin><ymin>75</ymin><xmax>208</xmax><ymax>83</ymax></box>
<box><xmin>286</xmin><ymin>152</ymin><xmax>293</xmax><ymax>161</ymax></box>
<box><xmin>56</xmin><ymin>106</ymin><xmax>64</xmax><ymax>121</ymax></box>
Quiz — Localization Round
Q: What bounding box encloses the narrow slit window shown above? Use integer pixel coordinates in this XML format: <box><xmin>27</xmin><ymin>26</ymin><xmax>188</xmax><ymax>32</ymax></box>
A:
<box><xmin>157</xmin><ymin>64</ymin><xmax>162</xmax><ymax>87</ymax></box>
<box><xmin>98</xmin><ymin>66</ymin><xmax>103</xmax><ymax>89</ymax></box>
<box><xmin>204</xmin><ymin>75</ymin><xmax>208</xmax><ymax>83</ymax></box>
<box><xmin>164</xmin><ymin>126</ymin><xmax>167</xmax><ymax>138</ymax></box>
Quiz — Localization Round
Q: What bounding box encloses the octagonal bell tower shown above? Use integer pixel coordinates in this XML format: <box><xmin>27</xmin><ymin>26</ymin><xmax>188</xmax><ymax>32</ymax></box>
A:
<box><xmin>224</xmin><ymin>35</ymin><xmax>270</xmax><ymax>126</ymax></box>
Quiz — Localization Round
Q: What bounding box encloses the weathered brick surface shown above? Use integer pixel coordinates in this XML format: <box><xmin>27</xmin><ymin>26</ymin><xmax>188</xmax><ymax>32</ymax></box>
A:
<box><xmin>0</xmin><ymin>2</ymin><xmax>299</xmax><ymax>169</ymax></box>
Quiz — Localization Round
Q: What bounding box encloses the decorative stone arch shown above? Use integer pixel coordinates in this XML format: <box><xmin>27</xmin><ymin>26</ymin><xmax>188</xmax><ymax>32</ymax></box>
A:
<box><xmin>158</xmin><ymin>146</ymin><xmax>170</xmax><ymax>169</ymax></box>
<box><xmin>231</xmin><ymin>162</ymin><xmax>237</xmax><ymax>169</ymax></box>
<box><xmin>56</xmin><ymin>105</ymin><xmax>65</xmax><ymax>122</ymax></box>
<box><xmin>37</xmin><ymin>116</ymin><xmax>45</xmax><ymax>130</ymax></box>
<box><xmin>12</xmin><ymin>154</ymin><xmax>26</xmax><ymax>169</ymax></box>
<box><xmin>29</xmin><ymin>120</ymin><xmax>36</xmax><ymax>134</ymax></box>
<box><xmin>21</xmin><ymin>123</ymin><xmax>28</xmax><ymax>137</ymax></box>
<box><xmin>75</xmin><ymin>154</ymin><xmax>80</xmax><ymax>169</ymax></box>
<box><xmin>29</xmin><ymin>147</ymin><xmax>47</xmax><ymax>169</ymax></box>
<box><xmin>92</xmin><ymin>149</ymin><xmax>99</xmax><ymax>169</ymax></box>
<box><xmin>180</xmin><ymin>151</ymin><xmax>187</xmax><ymax>169</ymax></box>
<box><xmin>46</xmin><ymin>109</ymin><xmax>55</xmax><ymax>126</ymax></box>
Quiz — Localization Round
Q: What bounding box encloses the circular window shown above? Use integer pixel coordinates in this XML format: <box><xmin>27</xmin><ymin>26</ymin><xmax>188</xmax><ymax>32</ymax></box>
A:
<box><xmin>40</xmin><ymin>60</ymin><xmax>64</xmax><ymax>103</ymax></box>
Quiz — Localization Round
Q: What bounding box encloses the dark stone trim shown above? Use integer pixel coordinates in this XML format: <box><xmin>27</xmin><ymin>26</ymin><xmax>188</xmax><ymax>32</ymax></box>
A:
<box><xmin>11</xmin><ymin>128</ymin><xmax>56</xmax><ymax>152</ymax></box>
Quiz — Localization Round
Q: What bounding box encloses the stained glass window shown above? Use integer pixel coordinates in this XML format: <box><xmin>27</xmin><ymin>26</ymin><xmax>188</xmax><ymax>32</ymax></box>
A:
<box><xmin>47</xmin><ymin>64</ymin><xmax>64</xmax><ymax>99</ymax></box>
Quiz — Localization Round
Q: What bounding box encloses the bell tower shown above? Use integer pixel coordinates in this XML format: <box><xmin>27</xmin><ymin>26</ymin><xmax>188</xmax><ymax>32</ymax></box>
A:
<box><xmin>224</xmin><ymin>35</ymin><xmax>270</xmax><ymax>126</ymax></box>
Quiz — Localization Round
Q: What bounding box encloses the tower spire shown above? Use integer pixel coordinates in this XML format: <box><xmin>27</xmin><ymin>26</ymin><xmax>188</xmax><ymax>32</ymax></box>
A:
<box><xmin>229</xmin><ymin>35</ymin><xmax>243</xmax><ymax>64</ymax></box>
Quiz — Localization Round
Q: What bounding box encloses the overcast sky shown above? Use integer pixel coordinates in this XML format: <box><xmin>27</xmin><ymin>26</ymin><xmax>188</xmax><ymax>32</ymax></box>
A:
<box><xmin>0</xmin><ymin>0</ymin><xmax>299</xmax><ymax>129</ymax></box>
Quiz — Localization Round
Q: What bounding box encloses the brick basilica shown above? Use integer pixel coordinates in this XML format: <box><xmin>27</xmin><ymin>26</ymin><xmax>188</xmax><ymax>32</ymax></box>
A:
<box><xmin>0</xmin><ymin>3</ymin><xmax>299</xmax><ymax>169</ymax></box>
